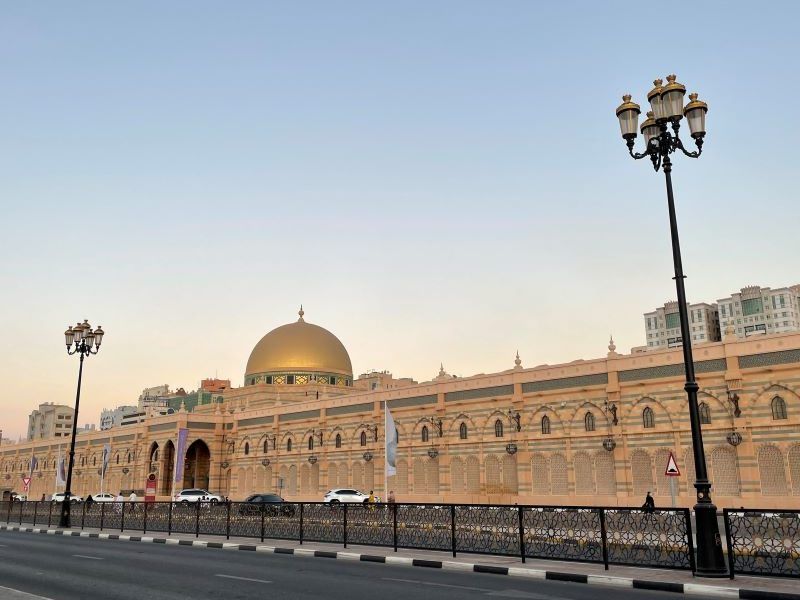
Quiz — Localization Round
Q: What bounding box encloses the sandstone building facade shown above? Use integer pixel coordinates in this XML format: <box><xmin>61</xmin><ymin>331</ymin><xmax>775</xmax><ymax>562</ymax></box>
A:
<box><xmin>3</xmin><ymin>310</ymin><xmax>800</xmax><ymax>509</ymax></box>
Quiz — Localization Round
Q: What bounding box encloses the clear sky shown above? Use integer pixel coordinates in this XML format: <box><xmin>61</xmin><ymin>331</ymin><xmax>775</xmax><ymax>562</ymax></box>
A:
<box><xmin>1</xmin><ymin>1</ymin><xmax>798</xmax><ymax>439</ymax></box>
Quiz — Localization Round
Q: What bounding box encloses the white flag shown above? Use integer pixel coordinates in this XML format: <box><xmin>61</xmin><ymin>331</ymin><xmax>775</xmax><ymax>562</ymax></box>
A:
<box><xmin>56</xmin><ymin>450</ymin><xmax>66</xmax><ymax>487</ymax></box>
<box><xmin>385</xmin><ymin>404</ymin><xmax>398</xmax><ymax>477</ymax></box>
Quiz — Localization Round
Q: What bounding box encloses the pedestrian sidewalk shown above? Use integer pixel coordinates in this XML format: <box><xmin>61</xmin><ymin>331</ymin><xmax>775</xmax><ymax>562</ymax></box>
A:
<box><xmin>1</xmin><ymin>522</ymin><xmax>795</xmax><ymax>599</ymax></box>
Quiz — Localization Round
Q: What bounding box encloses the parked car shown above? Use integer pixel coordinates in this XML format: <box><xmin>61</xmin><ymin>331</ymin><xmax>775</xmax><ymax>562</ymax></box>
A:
<box><xmin>323</xmin><ymin>489</ymin><xmax>370</xmax><ymax>503</ymax></box>
<box><xmin>173</xmin><ymin>489</ymin><xmax>223</xmax><ymax>504</ymax></box>
<box><xmin>238</xmin><ymin>494</ymin><xmax>296</xmax><ymax>517</ymax></box>
<box><xmin>51</xmin><ymin>492</ymin><xmax>83</xmax><ymax>504</ymax></box>
<box><xmin>10</xmin><ymin>492</ymin><xmax>27</xmax><ymax>502</ymax></box>
<box><xmin>88</xmin><ymin>493</ymin><xmax>116</xmax><ymax>503</ymax></box>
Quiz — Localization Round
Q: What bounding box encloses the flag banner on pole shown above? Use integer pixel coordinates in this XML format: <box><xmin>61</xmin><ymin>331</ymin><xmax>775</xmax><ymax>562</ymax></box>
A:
<box><xmin>56</xmin><ymin>452</ymin><xmax>66</xmax><ymax>487</ymax></box>
<box><xmin>385</xmin><ymin>405</ymin><xmax>398</xmax><ymax>477</ymax></box>
<box><xmin>29</xmin><ymin>456</ymin><xmax>38</xmax><ymax>474</ymax></box>
<box><xmin>174</xmin><ymin>428</ymin><xmax>189</xmax><ymax>485</ymax></box>
<box><xmin>101</xmin><ymin>444</ymin><xmax>111</xmax><ymax>477</ymax></box>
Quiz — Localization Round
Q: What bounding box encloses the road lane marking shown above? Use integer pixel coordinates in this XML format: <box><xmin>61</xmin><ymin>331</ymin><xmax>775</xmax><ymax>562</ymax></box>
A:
<box><xmin>215</xmin><ymin>574</ymin><xmax>272</xmax><ymax>584</ymax></box>
<box><xmin>72</xmin><ymin>554</ymin><xmax>104</xmax><ymax>560</ymax></box>
<box><xmin>0</xmin><ymin>584</ymin><xmax>57</xmax><ymax>600</ymax></box>
<box><xmin>382</xmin><ymin>578</ymin><xmax>490</xmax><ymax>592</ymax></box>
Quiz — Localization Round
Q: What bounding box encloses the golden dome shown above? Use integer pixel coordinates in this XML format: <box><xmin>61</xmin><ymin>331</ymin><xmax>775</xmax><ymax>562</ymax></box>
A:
<box><xmin>245</xmin><ymin>308</ymin><xmax>353</xmax><ymax>379</ymax></box>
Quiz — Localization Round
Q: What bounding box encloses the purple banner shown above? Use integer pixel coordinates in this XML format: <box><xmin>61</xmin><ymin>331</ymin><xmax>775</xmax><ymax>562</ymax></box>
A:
<box><xmin>173</xmin><ymin>428</ymin><xmax>189</xmax><ymax>485</ymax></box>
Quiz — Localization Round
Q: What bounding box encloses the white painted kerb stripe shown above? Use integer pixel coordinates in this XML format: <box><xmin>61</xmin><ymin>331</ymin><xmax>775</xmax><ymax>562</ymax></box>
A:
<box><xmin>0</xmin><ymin>584</ymin><xmax>58</xmax><ymax>600</ymax></box>
<box><xmin>215</xmin><ymin>574</ymin><xmax>271</xmax><ymax>584</ymax></box>
<box><xmin>684</xmin><ymin>583</ymin><xmax>740</xmax><ymax>598</ymax></box>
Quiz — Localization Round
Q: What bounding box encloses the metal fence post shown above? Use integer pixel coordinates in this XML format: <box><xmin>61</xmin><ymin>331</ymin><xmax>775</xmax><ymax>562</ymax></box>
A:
<box><xmin>260</xmin><ymin>506</ymin><xmax>265</xmax><ymax>543</ymax></box>
<box><xmin>299</xmin><ymin>503</ymin><xmax>304</xmax><ymax>545</ymax></box>
<box><xmin>18</xmin><ymin>500</ymin><xmax>23</xmax><ymax>525</ymax></box>
<box><xmin>518</xmin><ymin>506</ymin><xmax>526</xmax><ymax>564</ymax></box>
<box><xmin>450</xmin><ymin>505</ymin><xmax>456</xmax><ymax>558</ymax></box>
<box><xmin>167</xmin><ymin>501</ymin><xmax>172</xmax><ymax>536</ymax></box>
<box><xmin>33</xmin><ymin>501</ymin><xmax>38</xmax><ymax>527</ymax></box>
<box><xmin>143</xmin><ymin>501</ymin><xmax>148</xmax><ymax>535</ymax></box>
<box><xmin>685</xmin><ymin>508</ymin><xmax>696</xmax><ymax>574</ymax></box>
<box><xmin>48</xmin><ymin>501</ymin><xmax>53</xmax><ymax>527</ymax></box>
<box><xmin>343</xmin><ymin>503</ymin><xmax>348</xmax><ymax>549</ymax></box>
<box><xmin>100</xmin><ymin>501</ymin><xmax>105</xmax><ymax>531</ymax></box>
<box><xmin>195</xmin><ymin>501</ymin><xmax>200</xmax><ymax>538</ymax></box>
<box><xmin>80</xmin><ymin>501</ymin><xmax>86</xmax><ymax>530</ymax></box>
<box><xmin>599</xmin><ymin>508</ymin><xmax>609</xmax><ymax>571</ymax></box>
<box><xmin>6</xmin><ymin>500</ymin><xmax>11</xmax><ymax>524</ymax></box>
<box><xmin>121</xmin><ymin>501</ymin><xmax>126</xmax><ymax>533</ymax></box>
<box><xmin>723</xmin><ymin>509</ymin><xmax>735</xmax><ymax>580</ymax></box>
<box><xmin>226</xmin><ymin>502</ymin><xmax>231</xmax><ymax>540</ymax></box>
<box><xmin>393</xmin><ymin>503</ymin><xmax>398</xmax><ymax>552</ymax></box>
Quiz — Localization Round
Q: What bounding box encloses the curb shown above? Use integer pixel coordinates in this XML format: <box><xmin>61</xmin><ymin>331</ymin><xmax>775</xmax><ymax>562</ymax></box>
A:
<box><xmin>1</xmin><ymin>524</ymin><xmax>794</xmax><ymax>600</ymax></box>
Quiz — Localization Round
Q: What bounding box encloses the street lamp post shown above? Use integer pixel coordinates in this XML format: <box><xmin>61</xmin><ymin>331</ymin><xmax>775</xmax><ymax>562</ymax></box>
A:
<box><xmin>616</xmin><ymin>76</ymin><xmax>725</xmax><ymax>577</ymax></box>
<box><xmin>59</xmin><ymin>320</ymin><xmax>104</xmax><ymax>528</ymax></box>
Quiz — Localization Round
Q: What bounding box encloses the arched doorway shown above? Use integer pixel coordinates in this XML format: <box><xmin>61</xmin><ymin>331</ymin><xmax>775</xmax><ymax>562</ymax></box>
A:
<box><xmin>160</xmin><ymin>440</ymin><xmax>175</xmax><ymax>495</ymax></box>
<box><xmin>148</xmin><ymin>443</ymin><xmax>160</xmax><ymax>476</ymax></box>
<box><xmin>183</xmin><ymin>440</ymin><xmax>211</xmax><ymax>490</ymax></box>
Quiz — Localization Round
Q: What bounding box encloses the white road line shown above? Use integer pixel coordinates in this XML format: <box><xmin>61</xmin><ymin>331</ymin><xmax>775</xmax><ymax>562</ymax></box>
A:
<box><xmin>382</xmin><ymin>577</ymin><xmax>491</xmax><ymax>592</ymax></box>
<box><xmin>71</xmin><ymin>554</ymin><xmax>104</xmax><ymax>560</ymax></box>
<box><xmin>0</xmin><ymin>584</ymin><xmax>57</xmax><ymax>600</ymax></box>
<box><xmin>214</xmin><ymin>574</ymin><xmax>272</xmax><ymax>584</ymax></box>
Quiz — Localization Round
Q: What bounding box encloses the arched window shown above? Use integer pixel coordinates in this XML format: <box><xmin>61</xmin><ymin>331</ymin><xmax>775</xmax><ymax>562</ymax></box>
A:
<box><xmin>421</xmin><ymin>426</ymin><xmax>429</xmax><ymax>443</ymax></box>
<box><xmin>127</xmin><ymin>453</ymin><xmax>131</xmax><ymax>464</ymax></box>
<box><xmin>494</xmin><ymin>420</ymin><xmax>504</xmax><ymax>438</ymax></box>
<box><xmin>263</xmin><ymin>440</ymin><xmax>269</xmax><ymax>454</ymax></box>
<box><xmin>360</xmin><ymin>431</ymin><xmax>367</xmax><ymax>447</ymax></box>
<box><xmin>642</xmin><ymin>407</ymin><xmax>655</xmax><ymax>429</ymax></box>
<box><xmin>81</xmin><ymin>457</ymin><xmax>85</xmax><ymax>466</ymax></box>
<box><xmin>699</xmin><ymin>402</ymin><xmax>711</xmax><ymax>424</ymax></box>
<box><xmin>287</xmin><ymin>439</ymin><xmax>293</xmax><ymax>452</ymax></box>
<box><xmin>335</xmin><ymin>433</ymin><xmax>342</xmax><ymax>448</ymax></box>
<box><xmin>308</xmin><ymin>437</ymin><xmax>314</xmax><ymax>451</ymax></box>
<box><xmin>541</xmin><ymin>416</ymin><xmax>551</xmax><ymax>435</ymax></box>
<box><xmin>584</xmin><ymin>412</ymin><xmax>595</xmax><ymax>432</ymax></box>
<box><xmin>459</xmin><ymin>423</ymin><xmax>468</xmax><ymax>440</ymax></box>
<box><xmin>244</xmin><ymin>442</ymin><xmax>250</xmax><ymax>456</ymax></box>
<box><xmin>115</xmin><ymin>454</ymin><xmax>120</xmax><ymax>465</ymax></box>
<box><xmin>772</xmin><ymin>396</ymin><xmax>788</xmax><ymax>420</ymax></box>
<box><xmin>92</xmin><ymin>456</ymin><xmax>97</xmax><ymax>466</ymax></box>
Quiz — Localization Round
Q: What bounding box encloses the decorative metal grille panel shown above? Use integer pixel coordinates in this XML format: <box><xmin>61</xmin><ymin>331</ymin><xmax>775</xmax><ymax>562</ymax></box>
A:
<box><xmin>522</xmin><ymin>507</ymin><xmax>603</xmax><ymax>563</ymax></box>
<box><xmin>302</xmin><ymin>503</ymin><xmax>344</xmax><ymax>544</ymax></box>
<box><xmin>455</xmin><ymin>505</ymin><xmax>519</xmax><ymax>556</ymax></box>
<box><xmin>725</xmin><ymin>510</ymin><xmax>800</xmax><ymax>577</ymax></box>
<box><xmin>739</xmin><ymin>350</ymin><xmax>800</xmax><ymax>369</ymax></box>
<box><xmin>346</xmin><ymin>504</ymin><xmax>393</xmax><ymax>546</ymax></box>
<box><xmin>396</xmin><ymin>504</ymin><xmax>451</xmax><ymax>551</ymax></box>
<box><xmin>522</xmin><ymin>373</ymin><xmax>608</xmax><ymax>393</ymax></box>
<box><xmin>604</xmin><ymin>509</ymin><xmax>692</xmax><ymax>569</ymax></box>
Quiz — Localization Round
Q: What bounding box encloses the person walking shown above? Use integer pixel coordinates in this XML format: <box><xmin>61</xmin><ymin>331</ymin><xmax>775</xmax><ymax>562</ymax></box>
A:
<box><xmin>85</xmin><ymin>494</ymin><xmax>94</xmax><ymax>508</ymax></box>
<box><xmin>128</xmin><ymin>490</ymin><xmax>137</xmax><ymax>503</ymax></box>
<box><xmin>642</xmin><ymin>491</ymin><xmax>655</xmax><ymax>514</ymax></box>
<box><xmin>115</xmin><ymin>491</ymin><xmax>124</xmax><ymax>513</ymax></box>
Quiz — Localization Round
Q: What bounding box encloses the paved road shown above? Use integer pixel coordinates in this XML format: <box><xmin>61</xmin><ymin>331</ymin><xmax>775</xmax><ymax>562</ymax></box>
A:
<box><xmin>0</xmin><ymin>529</ymin><xmax>712</xmax><ymax>600</ymax></box>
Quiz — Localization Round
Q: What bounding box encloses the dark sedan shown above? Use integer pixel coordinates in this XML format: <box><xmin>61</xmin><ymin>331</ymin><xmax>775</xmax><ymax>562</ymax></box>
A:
<box><xmin>238</xmin><ymin>494</ymin><xmax>296</xmax><ymax>517</ymax></box>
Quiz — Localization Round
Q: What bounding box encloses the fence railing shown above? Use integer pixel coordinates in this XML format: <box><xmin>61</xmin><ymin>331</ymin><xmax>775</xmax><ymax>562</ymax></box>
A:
<box><xmin>723</xmin><ymin>508</ymin><xmax>800</xmax><ymax>579</ymax></box>
<box><xmin>1</xmin><ymin>499</ymin><xmax>694</xmax><ymax>571</ymax></box>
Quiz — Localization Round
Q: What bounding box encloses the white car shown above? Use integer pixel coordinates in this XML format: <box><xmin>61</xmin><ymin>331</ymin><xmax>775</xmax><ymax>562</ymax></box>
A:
<box><xmin>51</xmin><ymin>492</ymin><xmax>83</xmax><ymax>504</ymax></box>
<box><xmin>88</xmin><ymin>493</ymin><xmax>116</xmax><ymax>503</ymax></box>
<box><xmin>323</xmin><ymin>489</ymin><xmax>370</xmax><ymax>503</ymax></box>
<box><xmin>173</xmin><ymin>489</ymin><xmax>223</xmax><ymax>504</ymax></box>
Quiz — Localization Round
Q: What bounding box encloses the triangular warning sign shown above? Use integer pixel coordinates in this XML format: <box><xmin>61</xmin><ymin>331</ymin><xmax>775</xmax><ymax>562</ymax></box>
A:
<box><xmin>665</xmin><ymin>452</ymin><xmax>680</xmax><ymax>477</ymax></box>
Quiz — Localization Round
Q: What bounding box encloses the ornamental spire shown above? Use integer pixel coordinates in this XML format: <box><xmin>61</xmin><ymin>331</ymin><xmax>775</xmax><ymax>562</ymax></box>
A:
<box><xmin>298</xmin><ymin>304</ymin><xmax>305</xmax><ymax>322</ymax></box>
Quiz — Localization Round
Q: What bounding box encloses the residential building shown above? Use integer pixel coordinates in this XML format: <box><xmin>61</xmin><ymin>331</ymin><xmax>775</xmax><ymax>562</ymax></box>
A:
<box><xmin>717</xmin><ymin>284</ymin><xmax>800</xmax><ymax>338</ymax></box>
<box><xmin>26</xmin><ymin>403</ymin><xmax>74</xmax><ymax>440</ymax></box>
<box><xmin>99</xmin><ymin>405</ymin><xmax>137</xmax><ymax>430</ymax></box>
<box><xmin>200</xmin><ymin>378</ymin><xmax>231</xmax><ymax>393</ymax></box>
<box><xmin>643</xmin><ymin>301</ymin><xmax>720</xmax><ymax>349</ymax></box>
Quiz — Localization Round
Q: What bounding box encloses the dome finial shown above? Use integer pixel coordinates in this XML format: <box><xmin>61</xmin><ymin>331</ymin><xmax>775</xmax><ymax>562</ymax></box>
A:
<box><xmin>514</xmin><ymin>350</ymin><xmax>522</xmax><ymax>369</ymax></box>
<box><xmin>298</xmin><ymin>304</ymin><xmax>305</xmax><ymax>322</ymax></box>
<box><xmin>608</xmin><ymin>335</ymin><xmax>617</xmax><ymax>353</ymax></box>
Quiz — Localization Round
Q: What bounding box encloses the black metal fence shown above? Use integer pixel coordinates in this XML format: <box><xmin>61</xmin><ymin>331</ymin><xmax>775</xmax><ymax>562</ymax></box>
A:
<box><xmin>723</xmin><ymin>508</ymin><xmax>800</xmax><ymax>579</ymax></box>
<box><xmin>1</xmin><ymin>500</ymin><xmax>695</xmax><ymax>571</ymax></box>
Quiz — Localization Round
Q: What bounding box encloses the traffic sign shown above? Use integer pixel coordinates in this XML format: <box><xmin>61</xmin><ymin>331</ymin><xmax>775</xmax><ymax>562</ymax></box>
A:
<box><xmin>22</xmin><ymin>476</ymin><xmax>31</xmax><ymax>491</ymax></box>
<box><xmin>664</xmin><ymin>452</ymin><xmax>680</xmax><ymax>477</ymax></box>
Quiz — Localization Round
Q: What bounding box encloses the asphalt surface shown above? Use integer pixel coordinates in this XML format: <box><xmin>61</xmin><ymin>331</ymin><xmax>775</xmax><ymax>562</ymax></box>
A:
<box><xmin>0</xmin><ymin>529</ymin><xmax>717</xmax><ymax>600</ymax></box>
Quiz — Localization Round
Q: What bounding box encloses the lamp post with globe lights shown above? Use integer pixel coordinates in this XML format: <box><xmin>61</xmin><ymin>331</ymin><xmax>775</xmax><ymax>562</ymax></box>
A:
<box><xmin>615</xmin><ymin>76</ymin><xmax>725</xmax><ymax>577</ymax></box>
<box><xmin>59</xmin><ymin>320</ymin><xmax>104</xmax><ymax>528</ymax></box>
